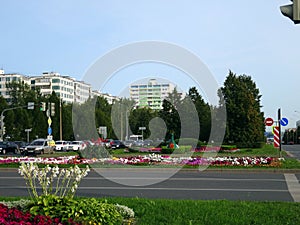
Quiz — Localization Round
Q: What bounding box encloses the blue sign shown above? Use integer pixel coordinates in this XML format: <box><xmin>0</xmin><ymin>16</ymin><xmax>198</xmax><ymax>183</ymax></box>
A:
<box><xmin>48</xmin><ymin>127</ymin><xmax>52</xmax><ymax>135</ymax></box>
<box><xmin>280</xmin><ymin>117</ymin><xmax>289</xmax><ymax>126</ymax></box>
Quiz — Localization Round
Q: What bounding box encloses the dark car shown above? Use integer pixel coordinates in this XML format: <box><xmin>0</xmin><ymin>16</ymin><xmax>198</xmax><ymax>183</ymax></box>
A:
<box><xmin>14</xmin><ymin>141</ymin><xmax>28</xmax><ymax>152</ymax></box>
<box><xmin>110</xmin><ymin>140</ymin><xmax>126</xmax><ymax>149</ymax></box>
<box><xmin>0</xmin><ymin>141</ymin><xmax>19</xmax><ymax>155</ymax></box>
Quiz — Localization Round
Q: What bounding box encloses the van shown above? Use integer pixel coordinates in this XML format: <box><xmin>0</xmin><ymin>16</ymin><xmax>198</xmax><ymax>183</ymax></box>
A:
<box><xmin>22</xmin><ymin>139</ymin><xmax>54</xmax><ymax>156</ymax></box>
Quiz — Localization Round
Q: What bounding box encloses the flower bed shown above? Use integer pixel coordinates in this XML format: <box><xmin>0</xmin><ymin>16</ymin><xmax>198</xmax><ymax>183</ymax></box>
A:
<box><xmin>192</xmin><ymin>146</ymin><xmax>240</xmax><ymax>153</ymax></box>
<box><xmin>107</xmin><ymin>154</ymin><xmax>281</xmax><ymax>167</ymax></box>
<box><xmin>0</xmin><ymin>154</ymin><xmax>283</xmax><ymax>167</ymax></box>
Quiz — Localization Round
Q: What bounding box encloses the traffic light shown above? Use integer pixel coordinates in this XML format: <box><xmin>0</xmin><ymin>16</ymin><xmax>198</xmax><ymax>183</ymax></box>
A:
<box><xmin>51</xmin><ymin>102</ymin><xmax>55</xmax><ymax>116</ymax></box>
<box><xmin>280</xmin><ymin>0</ymin><xmax>300</xmax><ymax>24</ymax></box>
<box><xmin>40</xmin><ymin>102</ymin><xmax>46</xmax><ymax>111</ymax></box>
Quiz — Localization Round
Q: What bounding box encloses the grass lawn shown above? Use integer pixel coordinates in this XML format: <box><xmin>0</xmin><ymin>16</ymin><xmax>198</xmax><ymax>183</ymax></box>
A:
<box><xmin>1</xmin><ymin>196</ymin><xmax>299</xmax><ymax>225</ymax></box>
<box><xmin>105</xmin><ymin>197</ymin><xmax>300</xmax><ymax>225</ymax></box>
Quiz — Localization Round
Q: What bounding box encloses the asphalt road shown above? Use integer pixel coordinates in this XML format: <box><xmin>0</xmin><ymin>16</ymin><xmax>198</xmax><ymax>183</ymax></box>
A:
<box><xmin>1</xmin><ymin>168</ymin><xmax>300</xmax><ymax>202</ymax></box>
<box><xmin>282</xmin><ymin>144</ymin><xmax>300</xmax><ymax>160</ymax></box>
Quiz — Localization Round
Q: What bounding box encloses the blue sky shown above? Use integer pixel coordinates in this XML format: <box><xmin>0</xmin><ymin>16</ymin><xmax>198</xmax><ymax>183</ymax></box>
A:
<box><xmin>1</xmin><ymin>1</ymin><xmax>300</xmax><ymax>129</ymax></box>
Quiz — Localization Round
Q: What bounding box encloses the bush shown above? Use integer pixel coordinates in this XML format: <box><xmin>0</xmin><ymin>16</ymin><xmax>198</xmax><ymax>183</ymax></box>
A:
<box><xmin>79</xmin><ymin>145</ymin><xmax>111</xmax><ymax>159</ymax></box>
<box><xmin>221</xmin><ymin>145</ymin><xmax>237</xmax><ymax>150</ymax></box>
<box><xmin>252</xmin><ymin>142</ymin><xmax>265</xmax><ymax>148</ymax></box>
<box><xmin>0</xmin><ymin>199</ymin><xmax>33</xmax><ymax>211</ymax></box>
<box><xmin>161</xmin><ymin>147</ymin><xmax>174</xmax><ymax>154</ymax></box>
<box><xmin>0</xmin><ymin>203</ymin><xmax>78</xmax><ymax>225</ymax></box>
<box><xmin>29</xmin><ymin>195</ymin><xmax>123</xmax><ymax>224</ymax></box>
<box><xmin>175</xmin><ymin>138</ymin><xmax>198</xmax><ymax>146</ymax></box>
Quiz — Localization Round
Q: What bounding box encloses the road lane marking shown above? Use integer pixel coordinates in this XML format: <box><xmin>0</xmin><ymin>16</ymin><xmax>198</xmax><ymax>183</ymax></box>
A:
<box><xmin>0</xmin><ymin>186</ymin><xmax>289</xmax><ymax>192</ymax></box>
<box><xmin>0</xmin><ymin>177</ymin><xmax>286</xmax><ymax>182</ymax></box>
<box><xmin>284</xmin><ymin>173</ymin><xmax>300</xmax><ymax>202</ymax></box>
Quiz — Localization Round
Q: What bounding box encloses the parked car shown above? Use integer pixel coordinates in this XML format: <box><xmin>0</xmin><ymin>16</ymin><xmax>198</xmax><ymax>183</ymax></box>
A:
<box><xmin>55</xmin><ymin>140</ymin><xmax>69</xmax><ymax>151</ymax></box>
<box><xmin>110</xmin><ymin>140</ymin><xmax>126</xmax><ymax>149</ymax></box>
<box><xmin>123</xmin><ymin>140</ymin><xmax>135</xmax><ymax>148</ymax></box>
<box><xmin>22</xmin><ymin>139</ymin><xmax>54</xmax><ymax>156</ymax></box>
<box><xmin>0</xmin><ymin>141</ymin><xmax>19</xmax><ymax>154</ymax></box>
<box><xmin>143</xmin><ymin>140</ymin><xmax>153</xmax><ymax>146</ymax></box>
<box><xmin>14</xmin><ymin>141</ymin><xmax>28</xmax><ymax>152</ymax></box>
<box><xmin>68</xmin><ymin>141</ymin><xmax>86</xmax><ymax>151</ymax></box>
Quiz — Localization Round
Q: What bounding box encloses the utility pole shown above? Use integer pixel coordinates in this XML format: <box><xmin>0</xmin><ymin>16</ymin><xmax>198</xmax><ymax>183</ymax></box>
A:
<box><xmin>60</xmin><ymin>99</ymin><xmax>63</xmax><ymax>140</ymax></box>
<box><xmin>278</xmin><ymin>108</ymin><xmax>282</xmax><ymax>158</ymax></box>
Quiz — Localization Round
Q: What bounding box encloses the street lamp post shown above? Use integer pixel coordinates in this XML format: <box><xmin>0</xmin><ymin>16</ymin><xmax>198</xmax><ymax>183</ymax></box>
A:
<box><xmin>139</xmin><ymin>127</ymin><xmax>146</xmax><ymax>141</ymax></box>
<box><xmin>295</xmin><ymin>110</ymin><xmax>300</xmax><ymax>144</ymax></box>
<box><xmin>24</xmin><ymin>128</ymin><xmax>32</xmax><ymax>143</ymax></box>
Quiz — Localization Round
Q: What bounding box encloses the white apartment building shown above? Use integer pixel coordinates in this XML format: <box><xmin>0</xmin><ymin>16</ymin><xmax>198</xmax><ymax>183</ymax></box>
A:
<box><xmin>129</xmin><ymin>79</ymin><xmax>176</xmax><ymax>110</ymax></box>
<box><xmin>30</xmin><ymin>72</ymin><xmax>75</xmax><ymax>104</ymax></box>
<box><xmin>91</xmin><ymin>90</ymin><xmax>119</xmax><ymax>104</ymax></box>
<box><xmin>0</xmin><ymin>70</ymin><xmax>31</xmax><ymax>102</ymax></box>
<box><xmin>0</xmin><ymin>69</ymin><xmax>119</xmax><ymax>105</ymax></box>
<box><xmin>74</xmin><ymin>80</ymin><xmax>91</xmax><ymax>104</ymax></box>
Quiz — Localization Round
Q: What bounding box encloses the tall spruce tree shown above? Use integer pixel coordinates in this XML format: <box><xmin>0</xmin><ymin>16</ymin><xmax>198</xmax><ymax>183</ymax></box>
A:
<box><xmin>220</xmin><ymin>71</ymin><xmax>265</xmax><ymax>147</ymax></box>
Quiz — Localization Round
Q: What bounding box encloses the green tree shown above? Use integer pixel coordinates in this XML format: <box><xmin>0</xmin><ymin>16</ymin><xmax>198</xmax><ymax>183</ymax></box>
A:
<box><xmin>95</xmin><ymin>96</ymin><xmax>113</xmax><ymax>139</ymax></box>
<box><xmin>159</xmin><ymin>88</ymin><xmax>182</xmax><ymax>140</ymax></box>
<box><xmin>129</xmin><ymin>107</ymin><xmax>157</xmax><ymax>139</ymax></box>
<box><xmin>220</xmin><ymin>70</ymin><xmax>265</xmax><ymax>147</ymax></box>
<box><xmin>187</xmin><ymin>87</ymin><xmax>211</xmax><ymax>142</ymax></box>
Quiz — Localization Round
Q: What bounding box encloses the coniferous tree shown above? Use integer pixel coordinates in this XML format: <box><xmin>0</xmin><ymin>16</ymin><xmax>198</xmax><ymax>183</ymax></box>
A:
<box><xmin>220</xmin><ymin>70</ymin><xmax>265</xmax><ymax>147</ymax></box>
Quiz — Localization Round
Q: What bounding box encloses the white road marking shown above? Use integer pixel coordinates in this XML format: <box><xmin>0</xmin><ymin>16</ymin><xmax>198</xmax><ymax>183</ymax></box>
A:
<box><xmin>284</xmin><ymin>173</ymin><xmax>300</xmax><ymax>202</ymax></box>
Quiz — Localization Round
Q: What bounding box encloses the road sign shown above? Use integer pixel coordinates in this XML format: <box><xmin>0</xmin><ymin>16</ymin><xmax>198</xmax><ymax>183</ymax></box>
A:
<box><xmin>273</xmin><ymin>126</ymin><xmax>280</xmax><ymax>148</ymax></box>
<box><xmin>280</xmin><ymin>117</ymin><xmax>289</xmax><ymax>126</ymax></box>
<box><xmin>48</xmin><ymin>117</ymin><xmax>52</xmax><ymax>126</ymax></box>
<box><xmin>27</xmin><ymin>102</ymin><xmax>34</xmax><ymax>110</ymax></box>
<box><xmin>264</xmin><ymin>117</ymin><xmax>274</xmax><ymax>126</ymax></box>
<box><xmin>48</xmin><ymin>127</ymin><xmax>52</xmax><ymax>135</ymax></box>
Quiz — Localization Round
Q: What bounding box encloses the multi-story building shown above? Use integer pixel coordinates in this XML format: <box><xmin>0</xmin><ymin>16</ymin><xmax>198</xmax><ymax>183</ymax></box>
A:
<box><xmin>0</xmin><ymin>69</ymin><xmax>120</xmax><ymax>105</ymax></box>
<box><xmin>30</xmin><ymin>72</ymin><xmax>75</xmax><ymax>104</ymax></box>
<box><xmin>91</xmin><ymin>90</ymin><xmax>119</xmax><ymax>104</ymax></box>
<box><xmin>0</xmin><ymin>70</ymin><xmax>31</xmax><ymax>102</ymax></box>
<box><xmin>73</xmin><ymin>80</ymin><xmax>91</xmax><ymax>104</ymax></box>
<box><xmin>129</xmin><ymin>79</ymin><xmax>177</xmax><ymax>110</ymax></box>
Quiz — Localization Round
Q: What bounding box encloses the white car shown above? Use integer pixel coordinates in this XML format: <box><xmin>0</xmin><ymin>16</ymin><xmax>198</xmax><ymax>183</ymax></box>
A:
<box><xmin>68</xmin><ymin>141</ymin><xmax>86</xmax><ymax>151</ymax></box>
<box><xmin>23</xmin><ymin>139</ymin><xmax>54</xmax><ymax>155</ymax></box>
<box><xmin>55</xmin><ymin>140</ymin><xmax>69</xmax><ymax>151</ymax></box>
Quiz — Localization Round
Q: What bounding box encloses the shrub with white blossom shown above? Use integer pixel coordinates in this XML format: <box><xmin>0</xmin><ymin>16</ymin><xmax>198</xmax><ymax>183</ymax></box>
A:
<box><xmin>18</xmin><ymin>162</ymin><xmax>90</xmax><ymax>199</ymax></box>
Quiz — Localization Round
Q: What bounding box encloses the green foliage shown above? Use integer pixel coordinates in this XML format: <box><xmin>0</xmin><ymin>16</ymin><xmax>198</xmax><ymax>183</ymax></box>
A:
<box><xmin>220</xmin><ymin>145</ymin><xmax>237</xmax><ymax>150</ymax></box>
<box><xmin>161</xmin><ymin>147</ymin><xmax>174</xmax><ymax>154</ymax></box>
<box><xmin>29</xmin><ymin>195</ymin><xmax>123</xmax><ymax>224</ymax></box>
<box><xmin>79</xmin><ymin>145</ymin><xmax>111</xmax><ymax>159</ymax></box>
<box><xmin>188</xmin><ymin>87</ymin><xmax>211</xmax><ymax>142</ymax></box>
<box><xmin>176</xmin><ymin>138</ymin><xmax>198</xmax><ymax>146</ymax></box>
<box><xmin>0</xmin><ymin>199</ymin><xmax>33</xmax><ymax>211</ymax></box>
<box><xmin>220</xmin><ymin>71</ymin><xmax>265</xmax><ymax>147</ymax></box>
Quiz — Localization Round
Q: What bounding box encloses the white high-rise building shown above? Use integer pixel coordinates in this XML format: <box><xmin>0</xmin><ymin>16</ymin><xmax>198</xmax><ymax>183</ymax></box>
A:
<box><xmin>129</xmin><ymin>79</ymin><xmax>177</xmax><ymax>110</ymax></box>
<box><xmin>30</xmin><ymin>72</ymin><xmax>75</xmax><ymax>104</ymax></box>
<box><xmin>91</xmin><ymin>90</ymin><xmax>119</xmax><ymax>104</ymax></box>
<box><xmin>0</xmin><ymin>70</ymin><xmax>31</xmax><ymax>102</ymax></box>
<box><xmin>73</xmin><ymin>80</ymin><xmax>91</xmax><ymax>104</ymax></box>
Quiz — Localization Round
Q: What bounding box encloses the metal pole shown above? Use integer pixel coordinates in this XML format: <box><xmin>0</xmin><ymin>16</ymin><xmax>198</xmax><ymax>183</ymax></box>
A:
<box><xmin>125</xmin><ymin>110</ymin><xmax>128</xmax><ymax>141</ymax></box>
<box><xmin>0</xmin><ymin>111</ymin><xmax>4</xmax><ymax>141</ymax></box>
<box><xmin>278</xmin><ymin>108</ymin><xmax>282</xmax><ymax>157</ymax></box>
<box><xmin>60</xmin><ymin>99</ymin><xmax>62</xmax><ymax>140</ymax></box>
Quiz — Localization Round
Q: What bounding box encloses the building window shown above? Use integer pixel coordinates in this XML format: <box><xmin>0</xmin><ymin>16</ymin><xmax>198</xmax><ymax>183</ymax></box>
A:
<box><xmin>52</xmin><ymin>79</ymin><xmax>60</xmax><ymax>83</ymax></box>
